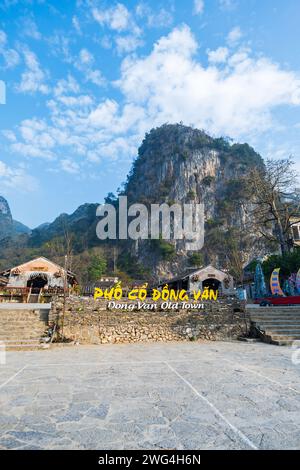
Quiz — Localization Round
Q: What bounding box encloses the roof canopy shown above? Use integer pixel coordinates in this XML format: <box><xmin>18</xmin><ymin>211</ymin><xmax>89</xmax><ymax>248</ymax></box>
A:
<box><xmin>0</xmin><ymin>275</ymin><xmax>8</xmax><ymax>286</ymax></box>
<box><xmin>0</xmin><ymin>256</ymin><xmax>77</xmax><ymax>280</ymax></box>
<box><xmin>159</xmin><ymin>265</ymin><xmax>233</xmax><ymax>285</ymax></box>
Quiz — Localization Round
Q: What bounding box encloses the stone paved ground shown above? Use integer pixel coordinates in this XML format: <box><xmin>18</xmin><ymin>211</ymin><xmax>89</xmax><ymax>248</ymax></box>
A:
<box><xmin>0</xmin><ymin>341</ymin><xmax>299</xmax><ymax>450</ymax></box>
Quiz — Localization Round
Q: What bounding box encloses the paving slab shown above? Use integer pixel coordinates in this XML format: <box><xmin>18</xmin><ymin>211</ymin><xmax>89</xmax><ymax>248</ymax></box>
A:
<box><xmin>0</xmin><ymin>341</ymin><xmax>299</xmax><ymax>449</ymax></box>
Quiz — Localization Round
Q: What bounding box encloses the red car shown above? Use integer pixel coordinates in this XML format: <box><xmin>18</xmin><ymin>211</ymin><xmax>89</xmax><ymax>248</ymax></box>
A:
<box><xmin>255</xmin><ymin>296</ymin><xmax>300</xmax><ymax>306</ymax></box>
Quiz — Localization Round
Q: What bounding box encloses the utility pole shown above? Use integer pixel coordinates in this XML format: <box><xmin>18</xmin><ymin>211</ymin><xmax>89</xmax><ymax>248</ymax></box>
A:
<box><xmin>113</xmin><ymin>246</ymin><xmax>117</xmax><ymax>273</ymax></box>
<box><xmin>61</xmin><ymin>254</ymin><xmax>68</xmax><ymax>338</ymax></box>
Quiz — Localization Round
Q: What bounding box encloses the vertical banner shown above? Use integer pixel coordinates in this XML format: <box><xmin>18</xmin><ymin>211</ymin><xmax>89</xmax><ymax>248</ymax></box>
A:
<box><xmin>270</xmin><ymin>268</ymin><xmax>284</xmax><ymax>296</ymax></box>
<box><xmin>296</xmin><ymin>269</ymin><xmax>300</xmax><ymax>294</ymax></box>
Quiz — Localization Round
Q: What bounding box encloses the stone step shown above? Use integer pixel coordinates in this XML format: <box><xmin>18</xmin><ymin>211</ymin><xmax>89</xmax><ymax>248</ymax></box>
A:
<box><xmin>0</xmin><ymin>313</ymin><xmax>47</xmax><ymax>317</ymax></box>
<box><xmin>271</xmin><ymin>340</ymin><xmax>295</xmax><ymax>346</ymax></box>
<box><xmin>0</xmin><ymin>336</ymin><xmax>43</xmax><ymax>342</ymax></box>
<box><xmin>0</xmin><ymin>330</ymin><xmax>46</xmax><ymax>336</ymax></box>
<box><xmin>0</xmin><ymin>321</ymin><xmax>47</xmax><ymax>326</ymax></box>
<box><xmin>0</xmin><ymin>325</ymin><xmax>47</xmax><ymax>330</ymax></box>
<box><xmin>0</xmin><ymin>320</ymin><xmax>47</xmax><ymax>325</ymax></box>
<box><xmin>0</xmin><ymin>314</ymin><xmax>47</xmax><ymax>318</ymax></box>
<box><xmin>0</xmin><ymin>329</ymin><xmax>46</xmax><ymax>335</ymax></box>
<box><xmin>250</xmin><ymin>311</ymin><xmax>300</xmax><ymax>314</ymax></box>
<box><xmin>0</xmin><ymin>337</ymin><xmax>43</xmax><ymax>350</ymax></box>
<box><xmin>252</xmin><ymin>320</ymin><xmax>300</xmax><ymax>324</ymax></box>
<box><xmin>250</xmin><ymin>318</ymin><xmax>300</xmax><ymax>321</ymax></box>
<box><xmin>247</xmin><ymin>306</ymin><xmax>300</xmax><ymax>310</ymax></box>
<box><xmin>0</xmin><ymin>336</ymin><xmax>42</xmax><ymax>343</ymax></box>
<box><xmin>249</xmin><ymin>307</ymin><xmax>300</xmax><ymax>345</ymax></box>
<box><xmin>250</xmin><ymin>317</ymin><xmax>300</xmax><ymax>325</ymax></box>
<box><xmin>262</xmin><ymin>325</ymin><xmax>300</xmax><ymax>329</ymax></box>
<box><xmin>250</xmin><ymin>312</ymin><xmax>300</xmax><ymax>316</ymax></box>
<box><xmin>0</xmin><ymin>339</ymin><xmax>41</xmax><ymax>344</ymax></box>
<box><xmin>264</xmin><ymin>328</ymin><xmax>300</xmax><ymax>335</ymax></box>
<box><xmin>0</xmin><ymin>306</ymin><xmax>50</xmax><ymax>348</ymax></box>
<box><xmin>253</xmin><ymin>321</ymin><xmax>300</xmax><ymax>326</ymax></box>
<box><xmin>253</xmin><ymin>323</ymin><xmax>300</xmax><ymax>328</ymax></box>
<box><xmin>269</xmin><ymin>333</ymin><xmax>300</xmax><ymax>340</ymax></box>
<box><xmin>5</xmin><ymin>344</ymin><xmax>43</xmax><ymax>351</ymax></box>
<box><xmin>0</xmin><ymin>323</ymin><xmax>46</xmax><ymax>327</ymax></box>
<box><xmin>251</xmin><ymin>316</ymin><xmax>300</xmax><ymax>320</ymax></box>
<box><xmin>259</xmin><ymin>323</ymin><xmax>300</xmax><ymax>327</ymax></box>
<box><xmin>248</xmin><ymin>311</ymin><xmax>300</xmax><ymax>316</ymax></box>
<box><xmin>0</xmin><ymin>318</ymin><xmax>46</xmax><ymax>322</ymax></box>
<box><xmin>251</xmin><ymin>319</ymin><xmax>300</xmax><ymax>325</ymax></box>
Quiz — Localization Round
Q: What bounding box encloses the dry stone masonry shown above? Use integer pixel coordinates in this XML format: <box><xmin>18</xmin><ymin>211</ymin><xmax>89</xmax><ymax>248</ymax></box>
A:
<box><xmin>51</xmin><ymin>297</ymin><xmax>248</xmax><ymax>344</ymax></box>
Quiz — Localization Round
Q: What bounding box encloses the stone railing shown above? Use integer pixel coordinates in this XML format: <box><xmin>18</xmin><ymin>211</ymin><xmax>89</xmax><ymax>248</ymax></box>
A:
<box><xmin>50</xmin><ymin>296</ymin><xmax>248</xmax><ymax>344</ymax></box>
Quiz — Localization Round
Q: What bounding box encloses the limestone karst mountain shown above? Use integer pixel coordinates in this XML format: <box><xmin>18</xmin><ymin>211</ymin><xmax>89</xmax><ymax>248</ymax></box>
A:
<box><xmin>0</xmin><ymin>196</ymin><xmax>31</xmax><ymax>242</ymax></box>
<box><xmin>0</xmin><ymin>124</ymin><xmax>266</xmax><ymax>279</ymax></box>
<box><xmin>0</xmin><ymin>196</ymin><xmax>13</xmax><ymax>240</ymax></box>
<box><xmin>122</xmin><ymin>123</ymin><xmax>265</xmax><ymax>277</ymax></box>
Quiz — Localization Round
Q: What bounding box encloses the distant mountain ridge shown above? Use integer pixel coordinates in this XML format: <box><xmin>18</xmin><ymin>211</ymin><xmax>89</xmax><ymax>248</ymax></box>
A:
<box><xmin>0</xmin><ymin>196</ymin><xmax>31</xmax><ymax>241</ymax></box>
<box><xmin>28</xmin><ymin>202</ymin><xmax>99</xmax><ymax>248</ymax></box>
<box><xmin>13</xmin><ymin>220</ymin><xmax>32</xmax><ymax>235</ymax></box>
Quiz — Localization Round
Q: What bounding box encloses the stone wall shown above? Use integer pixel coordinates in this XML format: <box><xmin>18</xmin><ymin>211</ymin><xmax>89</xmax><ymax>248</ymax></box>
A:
<box><xmin>50</xmin><ymin>297</ymin><xmax>248</xmax><ymax>344</ymax></box>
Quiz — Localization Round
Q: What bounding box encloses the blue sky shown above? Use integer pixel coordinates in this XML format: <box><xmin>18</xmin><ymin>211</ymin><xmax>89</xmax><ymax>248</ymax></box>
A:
<box><xmin>1</xmin><ymin>0</ymin><xmax>300</xmax><ymax>228</ymax></box>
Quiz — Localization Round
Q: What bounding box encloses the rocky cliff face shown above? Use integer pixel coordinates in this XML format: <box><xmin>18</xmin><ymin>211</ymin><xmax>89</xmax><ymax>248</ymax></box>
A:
<box><xmin>0</xmin><ymin>124</ymin><xmax>266</xmax><ymax>281</ymax></box>
<box><xmin>123</xmin><ymin>124</ymin><xmax>264</xmax><ymax>278</ymax></box>
<box><xmin>0</xmin><ymin>196</ymin><xmax>31</xmax><ymax>242</ymax></box>
<box><xmin>0</xmin><ymin>196</ymin><xmax>13</xmax><ymax>241</ymax></box>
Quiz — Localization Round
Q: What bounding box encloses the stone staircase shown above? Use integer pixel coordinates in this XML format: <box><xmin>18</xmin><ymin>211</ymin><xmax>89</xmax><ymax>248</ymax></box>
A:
<box><xmin>0</xmin><ymin>304</ymin><xmax>50</xmax><ymax>350</ymax></box>
<box><xmin>247</xmin><ymin>305</ymin><xmax>300</xmax><ymax>346</ymax></box>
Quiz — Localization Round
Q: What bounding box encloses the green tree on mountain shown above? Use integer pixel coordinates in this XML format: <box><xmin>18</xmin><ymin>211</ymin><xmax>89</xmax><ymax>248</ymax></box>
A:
<box><xmin>87</xmin><ymin>256</ymin><xmax>107</xmax><ymax>281</ymax></box>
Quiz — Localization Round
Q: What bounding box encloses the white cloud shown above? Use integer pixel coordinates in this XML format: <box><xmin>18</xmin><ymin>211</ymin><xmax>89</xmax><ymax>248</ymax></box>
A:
<box><xmin>227</xmin><ymin>26</ymin><xmax>242</xmax><ymax>46</ymax></box>
<box><xmin>47</xmin><ymin>33</ymin><xmax>73</xmax><ymax>64</ymax></box>
<box><xmin>86</xmin><ymin>69</ymin><xmax>106</xmax><ymax>86</ymax></box>
<box><xmin>92</xmin><ymin>3</ymin><xmax>139</xmax><ymax>34</ymax></box>
<box><xmin>0</xmin><ymin>160</ymin><xmax>38</xmax><ymax>191</ymax></box>
<box><xmin>0</xmin><ymin>30</ymin><xmax>7</xmax><ymax>46</ymax></box>
<box><xmin>56</xmin><ymin>94</ymin><xmax>93</xmax><ymax>108</ymax></box>
<box><xmin>22</xmin><ymin>16</ymin><xmax>41</xmax><ymax>40</ymax></box>
<box><xmin>5</xmin><ymin>25</ymin><xmax>300</xmax><ymax>175</ymax></box>
<box><xmin>219</xmin><ymin>0</ymin><xmax>237</xmax><ymax>10</ymax></box>
<box><xmin>92</xmin><ymin>2</ymin><xmax>142</xmax><ymax>54</ymax></box>
<box><xmin>54</xmin><ymin>75</ymin><xmax>80</xmax><ymax>97</ymax></box>
<box><xmin>207</xmin><ymin>47</ymin><xmax>229</xmax><ymax>63</ymax></box>
<box><xmin>136</xmin><ymin>3</ymin><xmax>173</xmax><ymax>28</ymax></box>
<box><xmin>194</xmin><ymin>0</ymin><xmax>204</xmax><ymax>15</ymax></box>
<box><xmin>61</xmin><ymin>159</ymin><xmax>80</xmax><ymax>174</ymax></box>
<box><xmin>115</xmin><ymin>35</ymin><xmax>144</xmax><ymax>54</ymax></box>
<box><xmin>117</xmin><ymin>25</ymin><xmax>300</xmax><ymax>137</ymax></box>
<box><xmin>16</xmin><ymin>47</ymin><xmax>49</xmax><ymax>94</ymax></box>
<box><xmin>0</xmin><ymin>29</ymin><xmax>20</xmax><ymax>68</ymax></box>
<box><xmin>89</xmin><ymin>99</ymin><xmax>119</xmax><ymax>128</ymax></box>
<box><xmin>1</xmin><ymin>48</ymin><xmax>20</xmax><ymax>68</ymax></box>
<box><xmin>72</xmin><ymin>16</ymin><xmax>81</xmax><ymax>34</ymax></box>
<box><xmin>75</xmin><ymin>48</ymin><xmax>106</xmax><ymax>86</ymax></box>
<box><xmin>79</xmin><ymin>48</ymin><xmax>94</xmax><ymax>65</ymax></box>
<box><xmin>2</xmin><ymin>130</ymin><xmax>16</xmax><ymax>142</ymax></box>
<box><xmin>100</xmin><ymin>35</ymin><xmax>112</xmax><ymax>49</ymax></box>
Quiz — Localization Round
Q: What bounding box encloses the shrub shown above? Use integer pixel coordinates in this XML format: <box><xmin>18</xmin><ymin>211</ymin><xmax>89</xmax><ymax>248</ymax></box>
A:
<box><xmin>188</xmin><ymin>252</ymin><xmax>203</xmax><ymax>266</ymax></box>
<box><xmin>202</xmin><ymin>176</ymin><xmax>215</xmax><ymax>187</ymax></box>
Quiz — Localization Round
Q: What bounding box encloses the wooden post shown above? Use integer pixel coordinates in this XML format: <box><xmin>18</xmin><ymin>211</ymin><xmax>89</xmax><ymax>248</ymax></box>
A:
<box><xmin>113</xmin><ymin>246</ymin><xmax>117</xmax><ymax>273</ymax></box>
<box><xmin>61</xmin><ymin>255</ymin><xmax>68</xmax><ymax>339</ymax></box>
